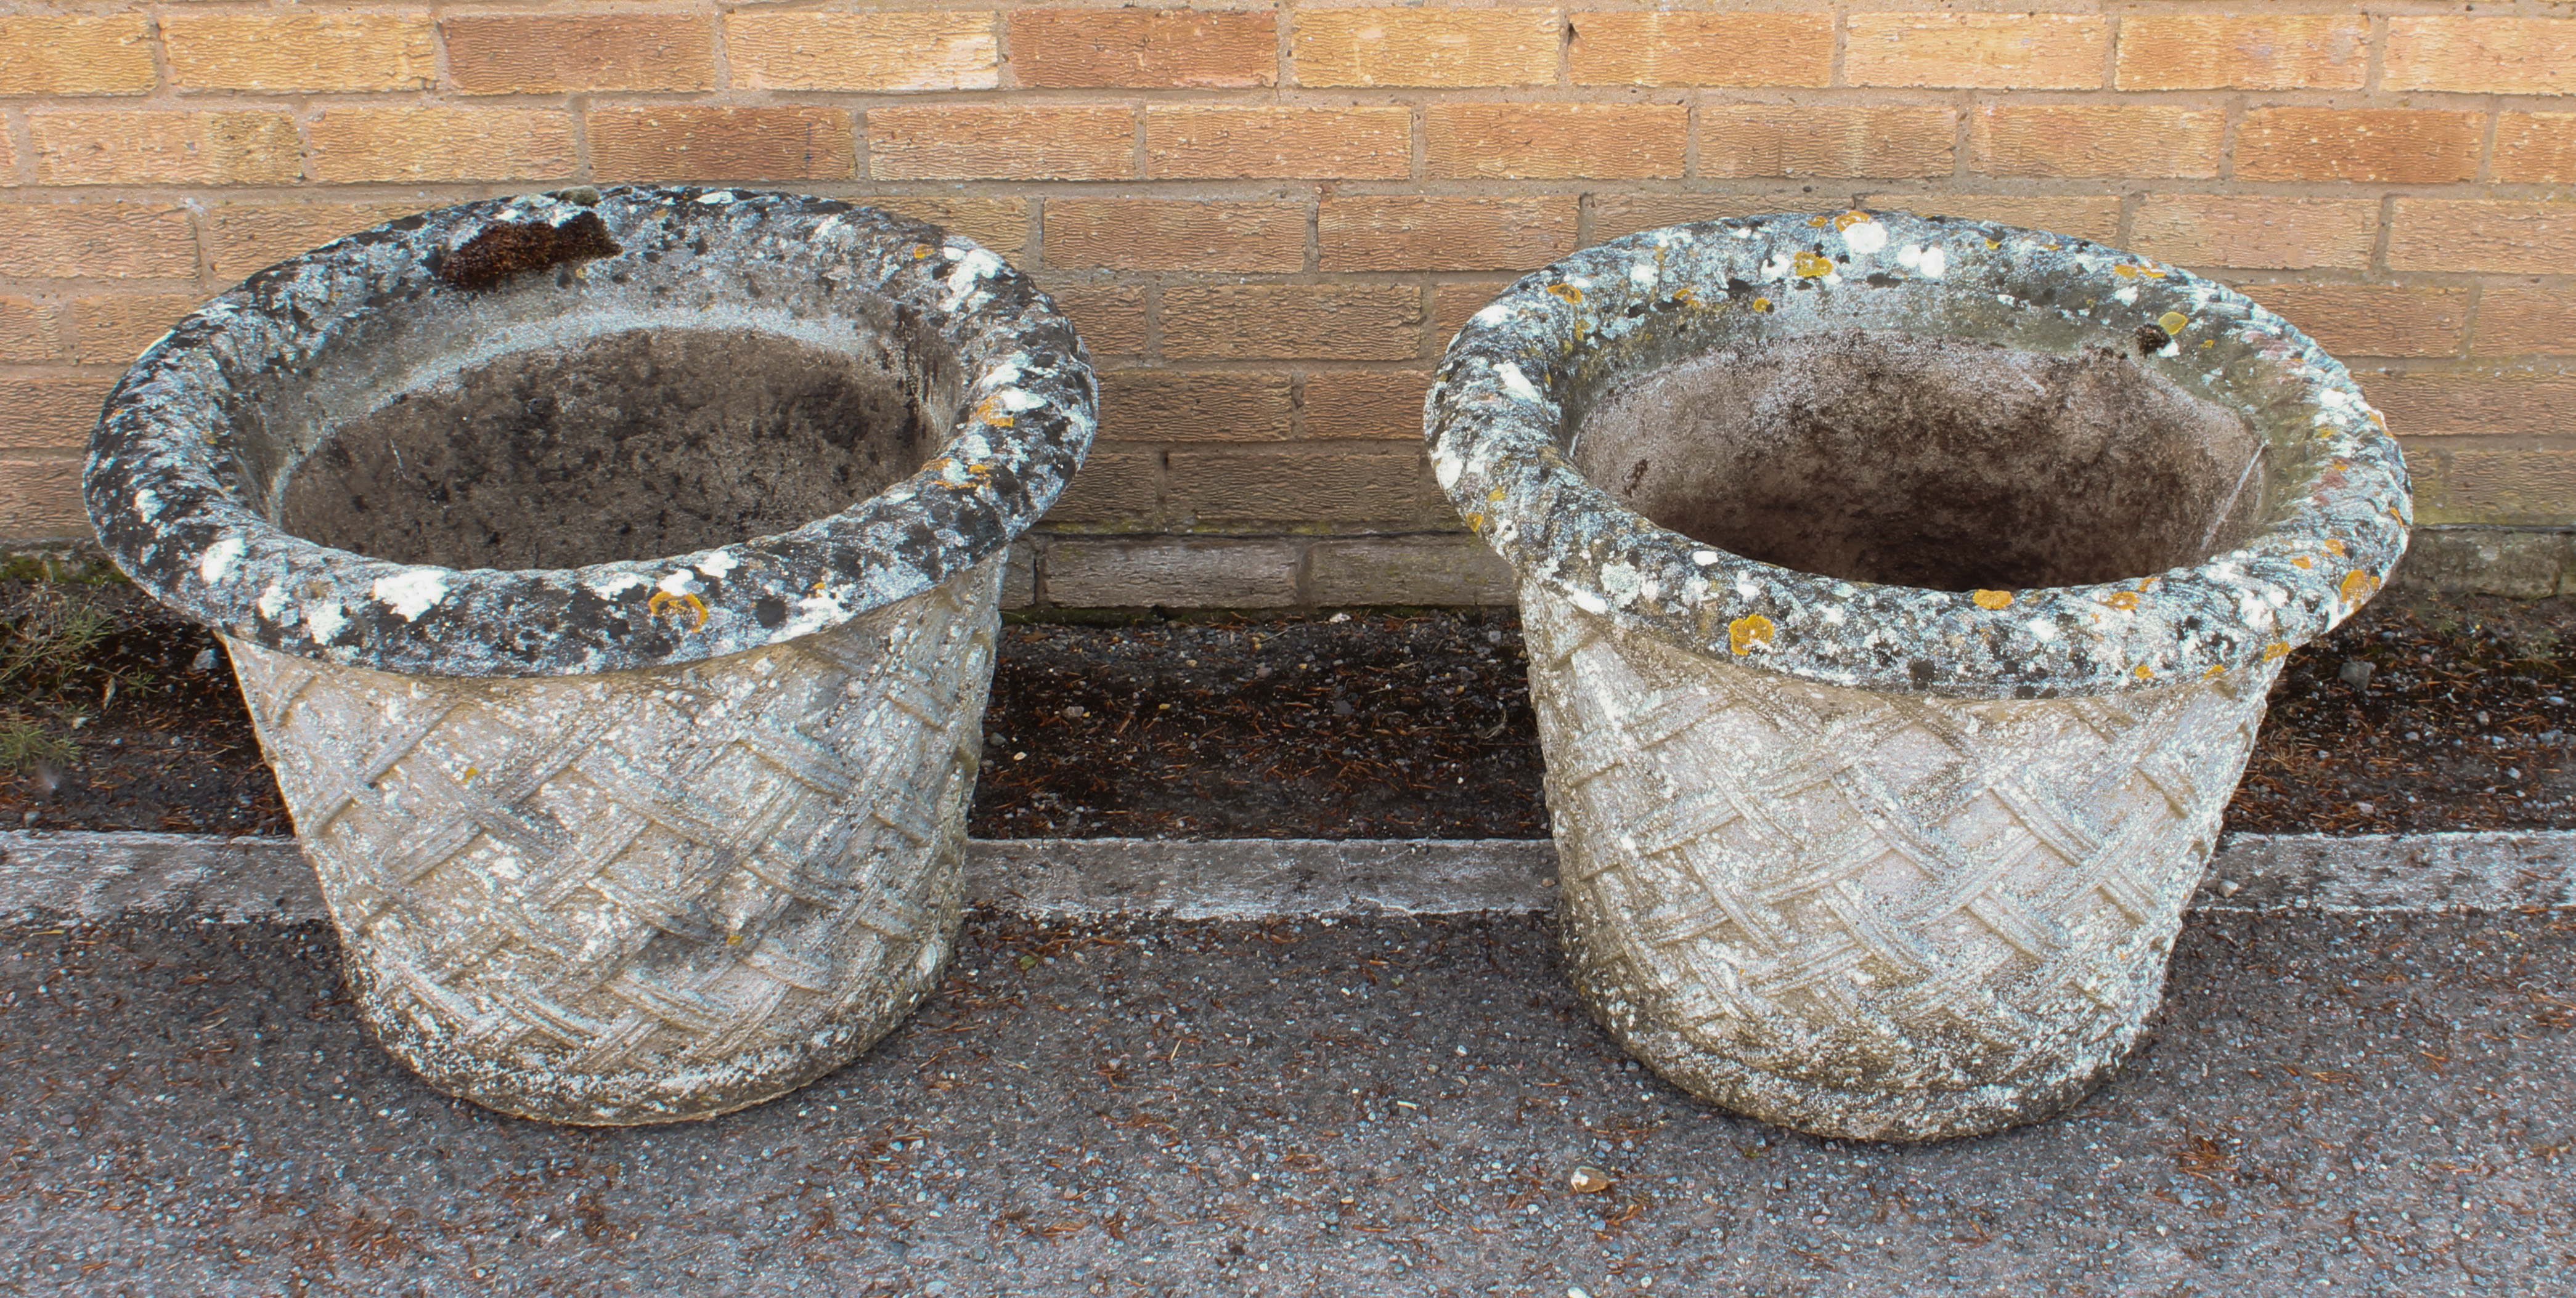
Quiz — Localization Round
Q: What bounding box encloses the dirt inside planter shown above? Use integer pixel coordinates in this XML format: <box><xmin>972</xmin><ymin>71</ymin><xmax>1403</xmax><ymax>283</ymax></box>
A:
<box><xmin>3</xmin><ymin>575</ymin><xmax>2569</xmax><ymax>841</ymax></box>
<box><xmin>1570</xmin><ymin>332</ymin><xmax>2268</xmax><ymax>592</ymax></box>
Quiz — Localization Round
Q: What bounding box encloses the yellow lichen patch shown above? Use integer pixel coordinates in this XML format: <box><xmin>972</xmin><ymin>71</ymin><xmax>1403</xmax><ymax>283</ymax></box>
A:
<box><xmin>2340</xmin><ymin>571</ymin><xmax>2379</xmax><ymax>605</ymax></box>
<box><xmin>2201</xmin><ymin>339</ymin><xmax>2216</xmax><ymax>349</ymax></box>
<box><xmin>911</xmin><ymin>245</ymin><xmax>936</xmax><ymax>260</ymax></box>
<box><xmin>2262</xmin><ymin>641</ymin><xmax>2291</xmax><ymax>661</ymax></box>
<box><xmin>2320</xmin><ymin>538</ymin><xmax>2348</xmax><ymax>556</ymax></box>
<box><xmin>2134</xmin><ymin>664</ymin><xmax>2155</xmax><ymax>679</ymax></box>
<box><xmin>1984</xmin><ymin>240</ymin><xmax>2000</xmax><ymax>249</ymax></box>
<box><xmin>1671</xmin><ymin>286</ymin><xmax>1698</xmax><ymax>306</ymax></box>
<box><xmin>648</xmin><ymin>590</ymin><xmax>711</xmax><ymax>633</ymax></box>
<box><xmin>1488</xmin><ymin>485</ymin><xmax>1507</xmax><ymax>501</ymax></box>
<box><xmin>1464</xmin><ymin>512</ymin><xmax>1485</xmax><ymax>530</ymax></box>
<box><xmin>1833</xmin><ymin>210</ymin><xmax>1872</xmax><ymax>231</ymax></box>
<box><xmin>1971</xmin><ymin>589</ymin><xmax>2014</xmax><ymax>610</ymax></box>
<box><xmin>971</xmin><ymin>394</ymin><xmax>1016</xmax><ymax>428</ymax></box>
<box><xmin>2205</xmin><ymin>663</ymin><xmax>2228</xmax><ymax>679</ymax></box>
<box><xmin>2113</xmin><ymin>263</ymin><xmax>2168</xmax><ymax>279</ymax></box>
<box><xmin>1792</xmin><ymin>251</ymin><xmax>1834</xmax><ymax>278</ymax></box>
<box><xmin>1808</xmin><ymin>214</ymin><xmax>1833</xmax><ymax>228</ymax></box>
<box><xmin>2158</xmin><ymin>311</ymin><xmax>2190</xmax><ymax>335</ymax></box>
<box><xmin>1751</xmin><ymin>297</ymin><xmax>1773</xmax><ymax>312</ymax></box>
<box><xmin>1727</xmin><ymin>614</ymin><xmax>1775</xmax><ymax>655</ymax></box>
<box><xmin>2100</xmin><ymin>591</ymin><xmax>2140</xmax><ymax>610</ymax></box>
<box><xmin>1547</xmin><ymin>282</ymin><xmax>1585</xmax><ymax>304</ymax></box>
<box><xmin>2291</xmin><ymin>556</ymin><xmax>2313</xmax><ymax>569</ymax></box>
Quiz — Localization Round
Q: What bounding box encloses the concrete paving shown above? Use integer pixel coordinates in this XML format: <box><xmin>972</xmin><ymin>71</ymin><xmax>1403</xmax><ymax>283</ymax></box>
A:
<box><xmin>0</xmin><ymin>908</ymin><xmax>2569</xmax><ymax>1297</ymax></box>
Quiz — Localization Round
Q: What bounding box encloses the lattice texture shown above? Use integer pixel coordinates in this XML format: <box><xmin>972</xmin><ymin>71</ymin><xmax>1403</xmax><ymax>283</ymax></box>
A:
<box><xmin>229</xmin><ymin>560</ymin><xmax>1001</xmax><ymax>1124</ymax></box>
<box><xmin>1522</xmin><ymin>586</ymin><xmax>2278</xmax><ymax>1136</ymax></box>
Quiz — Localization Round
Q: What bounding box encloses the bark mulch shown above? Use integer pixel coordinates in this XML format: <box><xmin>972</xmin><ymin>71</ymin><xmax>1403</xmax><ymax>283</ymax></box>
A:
<box><xmin>4</xmin><ymin>575</ymin><xmax>2569</xmax><ymax>842</ymax></box>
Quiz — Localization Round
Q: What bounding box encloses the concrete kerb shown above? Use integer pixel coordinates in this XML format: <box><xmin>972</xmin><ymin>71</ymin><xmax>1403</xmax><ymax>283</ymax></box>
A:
<box><xmin>2</xmin><ymin>829</ymin><xmax>2568</xmax><ymax>927</ymax></box>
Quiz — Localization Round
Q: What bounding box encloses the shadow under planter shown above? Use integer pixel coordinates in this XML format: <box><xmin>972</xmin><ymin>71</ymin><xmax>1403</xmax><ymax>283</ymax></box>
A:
<box><xmin>1426</xmin><ymin>211</ymin><xmax>2411</xmax><ymax>1142</ymax></box>
<box><xmin>83</xmin><ymin>187</ymin><xmax>1098</xmax><ymax>1124</ymax></box>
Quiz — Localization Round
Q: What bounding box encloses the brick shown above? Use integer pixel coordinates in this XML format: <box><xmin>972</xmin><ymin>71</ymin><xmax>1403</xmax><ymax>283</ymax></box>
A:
<box><xmin>0</xmin><ymin>455</ymin><xmax>86</xmax><ymax>540</ymax></box>
<box><xmin>1010</xmin><ymin>8</ymin><xmax>1274</xmax><ymax>89</ymax></box>
<box><xmin>1042</xmin><ymin>537</ymin><xmax>1299</xmax><ymax>608</ymax></box>
<box><xmin>1292</xmin><ymin>7</ymin><xmax>1557</xmax><ymax>87</ymax></box>
<box><xmin>868</xmin><ymin>106</ymin><xmax>1132</xmax><ymax>181</ymax></box>
<box><xmin>2389</xmin><ymin>529</ymin><xmax>2572</xmax><ymax>599</ymax></box>
<box><xmin>1045</xmin><ymin>201</ymin><xmax>1306</xmax><ymax>273</ymax></box>
<box><xmin>1168</xmin><ymin>445</ymin><xmax>1424</xmax><ymax>525</ymax></box>
<box><xmin>1099</xmin><ymin>370</ymin><xmax>1294</xmax><ymax>442</ymax></box>
<box><xmin>2403</xmin><ymin>446</ymin><xmax>2576</xmax><ymax>527</ymax></box>
<box><xmin>445</xmin><ymin>15</ymin><xmax>713</xmax><ymax>94</ymax></box>
<box><xmin>1589</xmin><ymin>195</ymin><xmax>1817</xmax><ymax>243</ymax></box>
<box><xmin>2497</xmin><ymin>114</ymin><xmax>2576</xmax><ymax>185</ymax></box>
<box><xmin>1300</xmin><ymin>371</ymin><xmax>1432</xmax><ymax>440</ymax></box>
<box><xmin>71</xmin><ymin>294</ymin><xmax>206</xmax><ymax>365</ymax></box>
<box><xmin>0</xmin><ymin>298</ymin><xmax>61</xmax><ymax>363</ymax></box>
<box><xmin>163</xmin><ymin>14</ymin><xmax>434</xmax><ymax>92</ymax></box>
<box><xmin>2360</xmin><ymin>373</ymin><xmax>2576</xmax><ymax>439</ymax></box>
<box><xmin>1319</xmin><ymin>197</ymin><xmax>1575</xmax><ymax>273</ymax></box>
<box><xmin>2388</xmin><ymin>201</ymin><xmax>2576</xmax><ymax>275</ymax></box>
<box><xmin>1858</xmin><ymin>194</ymin><xmax>2122</xmax><ymax>244</ymax></box>
<box><xmin>729</xmin><ymin>12</ymin><xmax>997</xmax><ymax>92</ymax></box>
<box><xmin>0</xmin><ymin>205</ymin><xmax>197</xmax><ymax>280</ymax></box>
<box><xmin>1040</xmin><ymin>447</ymin><xmax>1160</xmax><ymax>525</ymax></box>
<box><xmin>2</xmin><ymin>375</ymin><xmax>115</xmax><ymax>450</ymax></box>
<box><xmin>2130</xmin><ymin>198</ymin><xmax>2378</xmax><ymax>270</ymax></box>
<box><xmin>2385</xmin><ymin>18</ymin><xmax>2576</xmax><ymax>95</ymax></box>
<box><xmin>1426</xmin><ymin>105</ymin><xmax>1685</xmax><ymax>180</ymax></box>
<box><xmin>1846</xmin><ymin>13</ymin><xmax>2107</xmax><ymax>89</ymax></box>
<box><xmin>1162</xmin><ymin>286</ymin><xmax>1424</xmax><ymax>362</ymax></box>
<box><xmin>1968</xmin><ymin>105</ymin><xmax>2220</xmax><ymax>180</ymax></box>
<box><xmin>1039</xmin><ymin>282</ymin><xmax>1147</xmax><ymax>357</ymax></box>
<box><xmin>308</xmin><ymin>108</ymin><xmax>576</xmax><ymax>184</ymax></box>
<box><xmin>1701</xmin><ymin>105</ymin><xmax>1956</xmax><ymax>179</ymax></box>
<box><xmin>2235</xmin><ymin>285</ymin><xmax>2467</xmax><ymax>360</ymax></box>
<box><xmin>31</xmin><ymin>112</ymin><xmax>299</xmax><ymax>187</ymax></box>
<box><xmin>2235</xmin><ymin>108</ymin><xmax>2483</xmax><ymax>186</ymax></box>
<box><xmin>2115</xmin><ymin>15</ymin><xmax>2368</xmax><ymax>91</ymax></box>
<box><xmin>1569</xmin><ymin>12</ymin><xmax>1831</xmax><ymax>87</ymax></box>
<box><xmin>0</xmin><ymin>16</ymin><xmax>155</xmax><ymax>95</ymax></box>
<box><xmin>206</xmin><ymin>203</ymin><xmax>427</xmax><ymax>280</ymax></box>
<box><xmin>1309</xmin><ymin>535</ymin><xmax>1515</xmax><ymax>606</ymax></box>
<box><xmin>1434</xmin><ymin>283</ymin><xmax>1515</xmax><ymax>344</ymax></box>
<box><xmin>1146</xmin><ymin>107</ymin><xmax>1409</xmax><ymax>180</ymax></box>
<box><xmin>590</xmin><ymin>108</ymin><xmax>854</xmax><ymax>182</ymax></box>
<box><xmin>864</xmin><ymin>198</ymin><xmax>1029</xmax><ymax>257</ymax></box>
<box><xmin>2473</xmin><ymin>288</ymin><xmax>2576</xmax><ymax>356</ymax></box>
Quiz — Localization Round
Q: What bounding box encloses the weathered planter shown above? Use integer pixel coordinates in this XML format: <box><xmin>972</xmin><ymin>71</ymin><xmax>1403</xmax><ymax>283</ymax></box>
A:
<box><xmin>84</xmin><ymin>187</ymin><xmax>1096</xmax><ymax>1124</ymax></box>
<box><xmin>1426</xmin><ymin>211</ymin><xmax>2409</xmax><ymax>1142</ymax></box>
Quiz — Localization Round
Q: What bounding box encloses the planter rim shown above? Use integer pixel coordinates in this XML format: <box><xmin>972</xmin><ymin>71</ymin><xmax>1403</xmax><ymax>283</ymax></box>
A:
<box><xmin>83</xmin><ymin>186</ymin><xmax>1095</xmax><ymax>678</ymax></box>
<box><xmin>1425</xmin><ymin>209</ymin><xmax>2411</xmax><ymax>700</ymax></box>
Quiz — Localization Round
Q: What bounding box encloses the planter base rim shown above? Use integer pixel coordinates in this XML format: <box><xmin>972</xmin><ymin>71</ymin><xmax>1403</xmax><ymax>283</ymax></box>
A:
<box><xmin>1604</xmin><ymin>1016</ymin><xmax>2145</xmax><ymax>1144</ymax></box>
<box><xmin>349</xmin><ymin>973</ymin><xmax>939</xmax><ymax>1127</ymax></box>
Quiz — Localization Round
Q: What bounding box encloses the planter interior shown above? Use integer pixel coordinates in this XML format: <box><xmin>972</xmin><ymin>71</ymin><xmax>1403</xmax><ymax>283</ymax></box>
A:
<box><xmin>1571</xmin><ymin>331</ymin><xmax>2267</xmax><ymax>593</ymax></box>
<box><xmin>85</xmin><ymin>187</ymin><xmax>1096</xmax><ymax>1124</ymax></box>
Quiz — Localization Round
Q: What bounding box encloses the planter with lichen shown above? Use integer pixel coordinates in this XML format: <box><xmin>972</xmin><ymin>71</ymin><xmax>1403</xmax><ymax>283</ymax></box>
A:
<box><xmin>84</xmin><ymin>187</ymin><xmax>1096</xmax><ymax>1124</ymax></box>
<box><xmin>1425</xmin><ymin>211</ymin><xmax>2410</xmax><ymax>1142</ymax></box>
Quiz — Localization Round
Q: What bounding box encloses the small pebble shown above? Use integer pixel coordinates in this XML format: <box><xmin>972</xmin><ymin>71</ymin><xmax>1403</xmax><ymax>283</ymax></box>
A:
<box><xmin>1062</xmin><ymin>705</ymin><xmax>1086</xmax><ymax>720</ymax></box>
<box><xmin>2356</xmin><ymin>801</ymin><xmax>2375</xmax><ymax>815</ymax></box>
<box><xmin>2338</xmin><ymin>660</ymin><xmax>2374</xmax><ymax>688</ymax></box>
<box><xmin>1570</xmin><ymin>1166</ymin><xmax>1613</xmax><ymax>1194</ymax></box>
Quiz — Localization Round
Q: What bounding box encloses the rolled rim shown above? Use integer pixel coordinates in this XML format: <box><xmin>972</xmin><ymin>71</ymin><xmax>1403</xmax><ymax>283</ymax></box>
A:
<box><xmin>84</xmin><ymin>185</ymin><xmax>1096</xmax><ymax>678</ymax></box>
<box><xmin>1425</xmin><ymin>209</ymin><xmax>2412</xmax><ymax>700</ymax></box>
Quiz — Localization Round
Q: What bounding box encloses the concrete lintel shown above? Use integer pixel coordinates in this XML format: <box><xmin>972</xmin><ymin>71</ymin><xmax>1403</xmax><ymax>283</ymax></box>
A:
<box><xmin>2</xmin><ymin>829</ymin><xmax>2567</xmax><ymax>926</ymax></box>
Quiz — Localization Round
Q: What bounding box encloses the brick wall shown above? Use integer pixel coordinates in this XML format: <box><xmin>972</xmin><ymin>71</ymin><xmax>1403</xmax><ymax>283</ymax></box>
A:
<box><xmin>2</xmin><ymin>3</ymin><xmax>2571</xmax><ymax>605</ymax></box>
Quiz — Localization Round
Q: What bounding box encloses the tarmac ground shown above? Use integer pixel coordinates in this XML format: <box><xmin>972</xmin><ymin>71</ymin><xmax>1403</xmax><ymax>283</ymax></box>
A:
<box><xmin>0</xmin><ymin>907</ymin><xmax>2569</xmax><ymax>1297</ymax></box>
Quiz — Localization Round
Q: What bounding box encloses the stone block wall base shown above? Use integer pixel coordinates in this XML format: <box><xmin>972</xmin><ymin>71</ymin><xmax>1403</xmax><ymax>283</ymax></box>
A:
<box><xmin>10</xmin><ymin>527</ymin><xmax>2568</xmax><ymax>610</ymax></box>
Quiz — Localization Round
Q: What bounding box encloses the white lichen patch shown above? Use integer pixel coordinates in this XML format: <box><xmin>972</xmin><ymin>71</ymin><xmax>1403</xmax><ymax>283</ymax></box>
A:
<box><xmin>372</xmin><ymin>569</ymin><xmax>450</xmax><ymax>620</ymax></box>
<box><xmin>1840</xmin><ymin>220</ymin><xmax>1889</xmax><ymax>256</ymax></box>
<box><xmin>198</xmin><ymin>535</ymin><xmax>245</xmax><ymax>584</ymax></box>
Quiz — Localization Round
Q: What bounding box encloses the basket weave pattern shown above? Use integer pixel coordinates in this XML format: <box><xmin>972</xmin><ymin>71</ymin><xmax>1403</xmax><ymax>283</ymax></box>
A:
<box><xmin>229</xmin><ymin>561</ymin><xmax>1001</xmax><ymax>1124</ymax></box>
<box><xmin>1522</xmin><ymin>584</ymin><xmax>2279</xmax><ymax>1140</ymax></box>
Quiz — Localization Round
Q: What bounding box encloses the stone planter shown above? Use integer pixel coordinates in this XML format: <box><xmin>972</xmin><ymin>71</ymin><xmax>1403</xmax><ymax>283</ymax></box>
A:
<box><xmin>84</xmin><ymin>187</ymin><xmax>1096</xmax><ymax>1124</ymax></box>
<box><xmin>1425</xmin><ymin>211</ymin><xmax>2409</xmax><ymax>1142</ymax></box>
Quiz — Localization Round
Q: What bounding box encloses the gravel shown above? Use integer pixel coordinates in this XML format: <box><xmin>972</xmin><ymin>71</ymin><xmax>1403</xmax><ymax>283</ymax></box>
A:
<box><xmin>2</xmin><ymin>907</ymin><xmax>2568</xmax><ymax>1296</ymax></box>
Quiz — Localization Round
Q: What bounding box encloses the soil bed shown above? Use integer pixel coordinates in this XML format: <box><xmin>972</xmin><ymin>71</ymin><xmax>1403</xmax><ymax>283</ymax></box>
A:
<box><xmin>4</xmin><ymin>577</ymin><xmax>2570</xmax><ymax>841</ymax></box>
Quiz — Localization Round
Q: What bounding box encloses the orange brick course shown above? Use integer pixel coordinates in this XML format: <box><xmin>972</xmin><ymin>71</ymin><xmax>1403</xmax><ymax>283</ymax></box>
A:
<box><xmin>1</xmin><ymin>1</ymin><xmax>2571</xmax><ymax>542</ymax></box>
